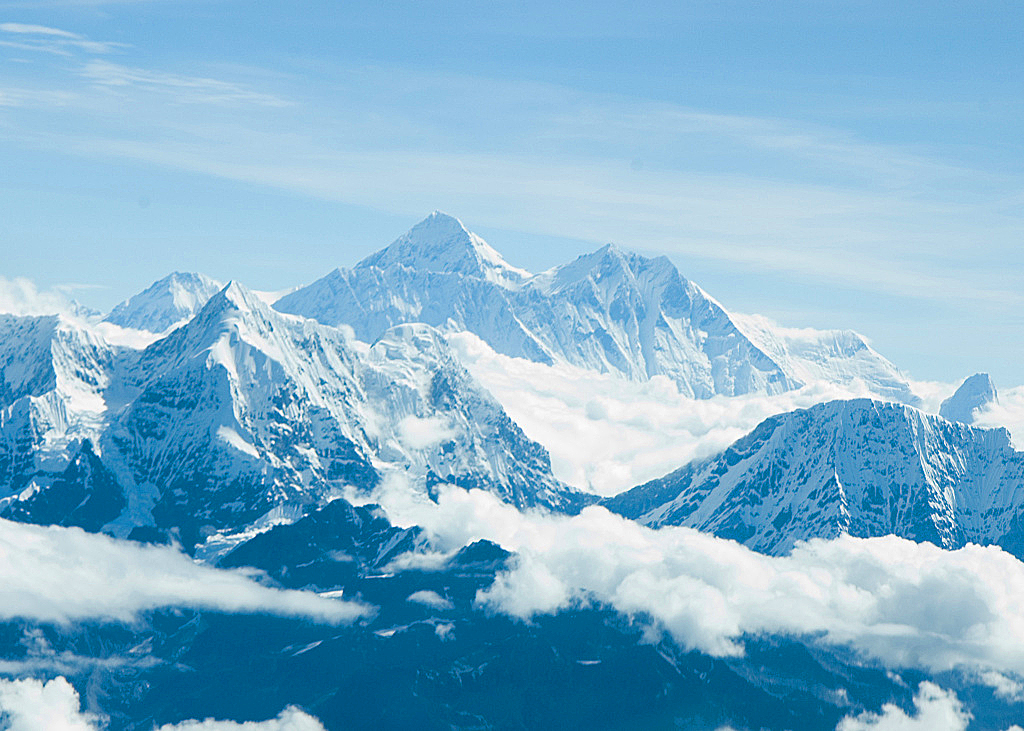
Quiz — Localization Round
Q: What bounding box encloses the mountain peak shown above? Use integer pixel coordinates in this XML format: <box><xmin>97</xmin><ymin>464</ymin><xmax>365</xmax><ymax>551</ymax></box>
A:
<box><xmin>198</xmin><ymin>281</ymin><xmax>273</xmax><ymax>324</ymax></box>
<box><xmin>940</xmin><ymin>373</ymin><xmax>998</xmax><ymax>425</ymax></box>
<box><xmin>356</xmin><ymin>212</ymin><xmax>530</xmax><ymax>287</ymax></box>
<box><xmin>105</xmin><ymin>271</ymin><xmax>224</xmax><ymax>333</ymax></box>
<box><xmin>532</xmin><ymin>241</ymin><xmax>682</xmax><ymax>296</ymax></box>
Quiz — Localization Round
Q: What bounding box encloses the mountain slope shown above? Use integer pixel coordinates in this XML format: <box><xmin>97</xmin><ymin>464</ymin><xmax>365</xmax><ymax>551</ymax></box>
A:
<box><xmin>357</xmin><ymin>210</ymin><xmax>530</xmax><ymax>287</ymax></box>
<box><xmin>0</xmin><ymin>314</ymin><xmax>122</xmax><ymax>503</ymax></box>
<box><xmin>604</xmin><ymin>398</ymin><xmax>1024</xmax><ymax>555</ymax></box>
<box><xmin>276</xmin><ymin>213</ymin><xmax>915</xmax><ymax>401</ymax></box>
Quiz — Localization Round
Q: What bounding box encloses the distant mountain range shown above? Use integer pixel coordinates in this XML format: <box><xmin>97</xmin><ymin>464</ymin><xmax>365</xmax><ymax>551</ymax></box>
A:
<box><xmin>5</xmin><ymin>213</ymin><xmax>1007</xmax><ymax>557</ymax></box>
<box><xmin>274</xmin><ymin>212</ymin><xmax>917</xmax><ymax>401</ymax></box>
<box><xmin>103</xmin><ymin>212</ymin><xmax>917</xmax><ymax>402</ymax></box>
<box><xmin>2</xmin><ymin>213</ymin><xmax>1021</xmax><ymax>730</ymax></box>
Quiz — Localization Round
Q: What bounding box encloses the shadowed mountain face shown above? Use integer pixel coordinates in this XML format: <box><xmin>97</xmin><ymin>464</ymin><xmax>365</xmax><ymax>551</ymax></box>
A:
<box><xmin>275</xmin><ymin>212</ymin><xmax>916</xmax><ymax>401</ymax></box>
<box><xmin>606</xmin><ymin>398</ymin><xmax>1024</xmax><ymax>556</ymax></box>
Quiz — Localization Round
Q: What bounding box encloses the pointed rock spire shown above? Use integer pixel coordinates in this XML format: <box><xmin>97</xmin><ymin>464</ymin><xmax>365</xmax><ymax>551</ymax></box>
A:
<box><xmin>940</xmin><ymin>373</ymin><xmax>998</xmax><ymax>425</ymax></box>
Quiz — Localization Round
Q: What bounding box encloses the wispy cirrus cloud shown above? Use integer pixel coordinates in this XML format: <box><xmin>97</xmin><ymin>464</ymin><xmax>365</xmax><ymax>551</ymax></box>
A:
<box><xmin>79</xmin><ymin>60</ymin><xmax>291</xmax><ymax>106</ymax></box>
<box><xmin>0</xmin><ymin>21</ymin><xmax>126</xmax><ymax>54</ymax></box>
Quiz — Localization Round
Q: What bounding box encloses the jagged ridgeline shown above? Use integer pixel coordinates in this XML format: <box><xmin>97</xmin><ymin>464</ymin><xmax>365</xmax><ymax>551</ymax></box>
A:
<box><xmin>0</xmin><ymin>282</ymin><xmax>583</xmax><ymax>552</ymax></box>
<box><xmin>605</xmin><ymin>398</ymin><xmax>1024</xmax><ymax>557</ymax></box>
<box><xmin>275</xmin><ymin>212</ymin><xmax>918</xmax><ymax>402</ymax></box>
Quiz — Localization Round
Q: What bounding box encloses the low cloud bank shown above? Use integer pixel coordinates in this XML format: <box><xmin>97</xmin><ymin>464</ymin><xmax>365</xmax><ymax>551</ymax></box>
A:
<box><xmin>0</xmin><ymin>677</ymin><xmax>326</xmax><ymax>731</ymax></box>
<box><xmin>376</xmin><ymin>483</ymin><xmax>1024</xmax><ymax>677</ymax></box>
<box><xmin>450</xmin><ymin>333</ymin><xmax>1024</xmax><ymax>495</ymax></box>
<box><xmin>156</xmin><ymin>708</ymin><xmax>327</xmax><ymax>730</ymax></box>
<box><xmin>0</xmin><ymin>519</ymin><xmax>369</xmax><ymax>625</ymax></box>
<box><xmin>448</xmin><ymin>332</ymin><xmax>893</xmax><ymax>495</ymax></box>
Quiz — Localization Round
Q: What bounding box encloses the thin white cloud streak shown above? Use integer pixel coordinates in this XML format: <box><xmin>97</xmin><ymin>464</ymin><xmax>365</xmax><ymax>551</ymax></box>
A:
<box><xmin>0</xmin><ymin>22</ymin><xmax>78</xmax><ymax>37</ymax></box>
<box><xmin>155</xmin><ymin>708</ymin><xmax>327</xmax><ymax>731</ymax></box>
<box><xmin>63</xmin><ymin>133</ymin><xmax>1023</xmax><ymax>310</ymax></box>
<box><xmin>0</xmin><ymin>676</ymin><xmax>327</xmax><ymax>731</ymax></box>
<box><xmin>79</xmin><ymin>60</ymin><xmax>290</xmax><ymax>107</ymax></box>
<box><xmin>0</xmin><ymin>519</ymin><xmax>369</xmax><ymax>625</ymax></box>
<box><xmin>836</xmin><ymin>682</ymin><xmax>970</xmax><ymax>731</ymax></box>
<box><xmin>3</xmin><ymin>58</ymin><xmax>1022</xmax><ymax>309</ymax></box>
<box><xmin>0</xmin><ymin>22</ymin><xmax>126</xmax><ymax>54</ymax></box>
<box><xmin>373</xmin><ymin>484</ymin><xmax>1024</xmax><ymax>677</ymax></box>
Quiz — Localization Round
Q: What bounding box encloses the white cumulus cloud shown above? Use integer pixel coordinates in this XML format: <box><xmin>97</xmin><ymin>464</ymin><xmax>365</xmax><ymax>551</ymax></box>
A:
<box><xmin>0</xmin><ymin>519</ymin><xmax>369</xmax><ymax>625</ymax></box>
<box><xmin>397</xmin><ymin>414</ymin><xmax>455</xmax><ymax>450</ymax></box>
<box><xmin>836</xmin><ymin>682</ymin><xmax>970</xmax><ymax>730</ymax></box>
<box><xmin>0</xmin><ymin>677</ymin><xmax>98</xmax><ymax>731</ymax></box>
<box><xmin>0</xmin><ymin>277</ymin><xmax>77</xmax><ymax>318</ymax></box>
<box><xmin>976</xmin><ymin>385</ymin><xmax>1024</xmax><ymax>450</ymax></box>
<box><xmin>407</xmin><ymin>590</ymin><xmax>453</xmax><ymax>610</ymax></box>
<box><xmin>0</xmin><ymin>676</ymin><xmax>326</xmax><ymax>731</ymax></box>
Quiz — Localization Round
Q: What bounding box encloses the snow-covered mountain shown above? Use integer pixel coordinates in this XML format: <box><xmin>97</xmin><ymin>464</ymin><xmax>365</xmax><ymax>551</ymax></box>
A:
<box><xmin>276</xmin><ymin>212</ymin><xmax>916</xmax><ymax>401</ymax></box>
<box><xmin>0</xmin><ymin>282</ymin><xmax>582</xmax><ymax>551</ymax></box>
<box><xmin>104</xmin><ymin>271</ymin><xmax>224</xmax><ymax>333</ymax></box>
<box><xmin>4</xmin><ymin>249</ymin><xmax>1024</xmax><ymax>731</ymax></box>
<box><xmin>605</xmin><ymin>398</ymin><xmax>1024</xmax><ymax>556</ymax></box>
<box><xmin>730</xmin><ymin>313</ymin><xmax>919</xmax><ymax>404</ymax></box>
<box><xmin>0</xmin><ymin>314</ymin><xmax>120</xmax><ymax>492</ymax></box>
<box><xmin>358</xmin><ymin>210</ymin><xmax>531</xmax><ymax>287</ymax></box>
<box><xmin>940</xmin><ymin>372</ymin><xmax>998</xmax><ymax>425</ymax></box>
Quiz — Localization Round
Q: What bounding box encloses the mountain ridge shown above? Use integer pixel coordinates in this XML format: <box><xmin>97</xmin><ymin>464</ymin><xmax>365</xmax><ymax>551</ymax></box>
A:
<box><xmin>276</xmin><ymin>212</ymin><xmax>916</xmax><ymax>401</ymax></box>
<box><xmin>0</xmin><ymin>280</ymin><xmax>584</xmax><ymax>552</ymax></box>
<box><xmin>604</xmin><ymin>397</ymin><xmax>1024</xmax><ymax>556</ymax></box>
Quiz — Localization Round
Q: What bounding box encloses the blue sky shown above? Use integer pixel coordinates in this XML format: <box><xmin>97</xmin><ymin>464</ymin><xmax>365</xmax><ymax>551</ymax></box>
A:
<box><xmin>0</xmin><ymin>0</ymin><xmax>1022</xmax><ymax>384</ymax></box>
